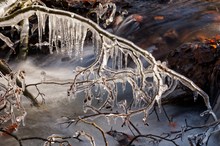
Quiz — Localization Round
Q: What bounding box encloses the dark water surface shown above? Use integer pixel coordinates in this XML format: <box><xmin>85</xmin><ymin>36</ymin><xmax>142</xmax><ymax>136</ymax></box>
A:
<box><xmin>121</xmin><ymin>0</ymin><xmax>220</xmax><ymax>59</ymax></box>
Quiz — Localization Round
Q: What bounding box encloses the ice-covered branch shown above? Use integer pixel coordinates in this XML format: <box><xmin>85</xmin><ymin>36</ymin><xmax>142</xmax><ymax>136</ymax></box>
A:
<box><xmin>78</xmin><ymin>117</ymin><xmax>108</xmax><ymax>146</ymax></box>
<box><xmin>0</xmin><ymin>32</ymin><xmax>15</xmax><ymax>51</ymax></box>
<box><xmin>0</xmin><ymin>4</ymin><xmax>217</xmax><ymax>139</ymax></box>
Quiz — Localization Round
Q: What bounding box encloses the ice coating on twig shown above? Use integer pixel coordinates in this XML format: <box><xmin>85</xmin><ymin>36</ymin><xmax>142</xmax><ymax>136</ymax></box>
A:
<box><xmin>0</xmin><ymin>5</ymin><xmax>216</xmax><ymax>125</ymax></box>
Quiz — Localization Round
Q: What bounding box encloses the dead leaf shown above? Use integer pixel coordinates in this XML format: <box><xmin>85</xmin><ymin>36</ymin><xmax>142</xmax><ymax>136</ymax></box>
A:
<box><xmin>154</xmin><ymin>15</ymin><xmax>165</xmax><ymax>20</ymax></box>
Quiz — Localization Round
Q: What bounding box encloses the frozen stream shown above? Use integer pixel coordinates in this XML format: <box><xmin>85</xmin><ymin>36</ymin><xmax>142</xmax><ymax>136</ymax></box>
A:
<box><xmin>0</xmin><ymin>0</ymin><xmax>220</xmax><ymax>146</ymax></box>
<box><xmin>0</xmin><ymin>49</ymin><xmax>219</xmax><ymax>146</ymax></box>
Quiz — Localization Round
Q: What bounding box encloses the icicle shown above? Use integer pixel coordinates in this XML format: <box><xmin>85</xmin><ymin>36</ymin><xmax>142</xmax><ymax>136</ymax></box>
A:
<box><xmin>124</xmin><ymin>52</ymin><xmax>128</xmax><ymax>68</ymax></box>
<box><xmin>87</xmin><ymin>89</ymin><xmax>93</xmax><ymax>102</ymax></box>
<box><xmin>122</xmin><ymin>80</ymin><xmax>126</xmax><ymax>93</ymax></box>
<box><xmin>10</xmin><ymin>105</ymin><xmax>16</xmax><ymax>123</ymax></box>
<box><xmin>111</xmin><ymin>47</ymin><xmax>116</xmax><ymax>69</ymax></box>
<box><xmin>41</xmin><ymin>14</ymin><xmax>47</xmax><ymax>35</ymax></box>
<box><xmin>65</xmin><ymin>19</ymin><xmax>71</xmax><ymax>56</ymax></box>
<box><xmin>94</xmin><ymin>84</ymin><xmax>99</xmax><ymax>93</ymax></box>
<box><xmin>67</xmin><ymin>19</ymin><xmax>75</xmax><ymax>57</ymax></box>
<box><xmin>67</xmin><ymin>89</ymin><xmax>71</xmax><ymax>102</ymax></box>
<box><xmin>72</xmin><ymin>85</ymin><xmax>78</xmax><ymax>100</ymax></box>
<box><xmin>106</xmin><ymin>116</ymin><xmax>111</xmax><ymax>125</ymax></box>
<box><xmin>49</xmin><ymin>14</ymin><xmax>59</xmax><ymax>54</ymax></box>
<box><xmin>101</xmin><ymin>48</ymin><xmax>109</xmax><ymax>68</ymax></box>
<box><xmin>7</xmin><ymin>74</ymin><xmax>15</xmax><ymax>89</ymax></box>
<box><xmin>92</xmin><ymin>31</ymin><xmax>96</xmax><ymax>53</ymax></box>
<box><xmin>110</xmin><ymin>45</ymin><xmax>114</xmax><ymax>58</ymax></box>
<box><xmin>134</xmin><ymin>91</ymin><xmax>142</xmax><ymax>108</ymax></box>
<box><xmin>16</xmin><ymin>111</ymin><xmax>27</xmax><ymax>126</ymax></box>
<box><xmin>118</xmin><ymin>50</ymin><xmax>123</xmax><ymax>70</ymax></box>
<box><xmin>31</xmin><ymin>23</ymin><xmax>37</xmax><ymax>35</ymax></box>
<box><xmin>143</xmin><ymin>109</ymin><xmax>150</xmax><ymax>125</ymax></box>
<box><xmin>21</xmin><ymin>18</ymin><xmax>29</xmax><ymax>37</ymax></box>
<box><xmin>79</xmin><ymin>24</ymin><xmax>88</xmax><ymax>61</ymax></box>
<box><xmin>105</xmin><ymin>3</ymin><xmax>116</xmax><ymax>26</ymax></box>
<box><xmin>74</xmin><ymin>22</ymin><xmax>80</xmax><ymax>58</ymax></box>
<box><xmin>36</xmin><ymin>11</ymin><xmax>47</xmax><ymax>49</ymax></box>
<box><xmin>15</xmin><ymin>87</ymin><xmax>22</xmax><ymax>109</ymax></box>
<box><xmin>193</xmin><ymin>91</ymin><xmax>198</xmax><ymax>102</ymax></box>
<box><xmin>69</xmin><ymin>19</ymin><xmax>74</xmax><ymax>56</ymax></box>
<box><xmin>56</xmin><ymin>17</ymin><xmax>62</xmax><ymax>53</ymax></box>
<box><xmin>60</xmin><ymin>17</ymin><xmax>66</xmax><ymax>53</ymax></box>
<box><xmin>48</xmin><ymin>14</ymin><xmax>53</xmax><ymax>54</ymax></box>
<box><xmin>40</xmin><ymin>71</ymin><xmax>46</xmax><ymax>83</ymax></box>
<box><xmin>96</xmin><ymin>34</ymin><xmax>101</xmax><ymax>56</ymax></box>
<box><xmin>92</xmin><ymin>31</ymin><xmax>101</xmax><ymax>56</ymax></box>
<box><xmin>132</xmin><ymin>88</ymin><xmax>137</xmax><ymax>107</ymax></box>
<box><xmin>110</xmin><ymin>45</ymin><xmax>118</xmax><ymax>69</ymax></box>
<box><xmin>113</xmin><ymin>117</ymin><xmax>118</xmax><ymax>125</ymax></box>
<box><xmin>21</xmin><ymin>78</ymin><xmax>25</xmax><ymax>91</ymax></box>
<box><xmin>110</xmin><ymin>81</ymin><xmax>115</xmax><ymax>95</ymax></box>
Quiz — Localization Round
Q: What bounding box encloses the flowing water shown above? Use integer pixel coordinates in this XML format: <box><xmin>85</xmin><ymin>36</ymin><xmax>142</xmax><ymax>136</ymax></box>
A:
<box><xmin>121</xmin><ymin>0</ymin><xmax>220</xmax><ymax>60</ymax></box>
<box><xmin>0</xmin><ymin>56</ymin><xmax>217</xmax><ymax>146</ymax></box>
<box><xmin>1</xmin><ymin>0</ymin><xmax>220</xmax><ymax>146</ymax></box>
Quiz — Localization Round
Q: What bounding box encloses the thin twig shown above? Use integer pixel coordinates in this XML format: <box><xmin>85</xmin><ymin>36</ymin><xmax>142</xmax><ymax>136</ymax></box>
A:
<box><xmin>128</xmin><ymin>134</ymin><xmax>179</xmax><ymax>146</ymax></box>
<box><xmin>78</xmin><ymin>117</ymin><xmax>108</xmax><ymax>146</ymax></box>
<box><xmin>128</xmin><ymin>120</ymin><xmax>141</xmax><ymax>135</ymax></box>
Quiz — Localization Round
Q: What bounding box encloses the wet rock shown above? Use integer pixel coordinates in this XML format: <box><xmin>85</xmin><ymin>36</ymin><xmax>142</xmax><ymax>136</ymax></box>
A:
<box><xmin>167</xmin><ymin>39</ymin><xmax>220</xmax><ymax>105</ymax></box>
<box><xmin>163</xmin><ymin>29</ymin><xmax>178</xmax><ymax>44</ymax></box>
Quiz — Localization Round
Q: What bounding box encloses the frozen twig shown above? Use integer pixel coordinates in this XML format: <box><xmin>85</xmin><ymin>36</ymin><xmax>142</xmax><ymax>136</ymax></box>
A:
<box><xmin>0</xmin><ymin>5</ymin><xmax>213</xmax><ymax>111</ymax></box>
<box><xmin>0</xmin><ymin>32</ymin><xmax>15</xmax><ymax>52</ymax></box>
<box><xmin>78</xmin><ymin>117</ymin><xmax>108</xmax><ymax>146</ymax></box>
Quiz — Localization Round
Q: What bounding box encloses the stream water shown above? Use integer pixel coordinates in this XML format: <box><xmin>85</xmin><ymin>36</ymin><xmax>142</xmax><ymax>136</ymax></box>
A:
<box><xmin>121</xmin><ymin>0</ymin><xmax>220</xmax><ymax>60</ymax></box>
<box><xmin>1</xmin><ymin>53</ymin><xmax>217</xmax><ymax>146</ymax></box>
<box><xmin>1</xmin><ymin>0</ymin><xmax>220</xmax><ymax>146</ymax></box>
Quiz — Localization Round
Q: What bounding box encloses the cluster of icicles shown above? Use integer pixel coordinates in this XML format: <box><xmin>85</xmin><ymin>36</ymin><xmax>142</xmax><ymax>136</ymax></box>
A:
<box><xmin>0</xmin><ymin>5</ymin><xmax>217</xmax><ymax>125</ymax></box>
<box><xmin>37</xmin><ymin>11</ymin><xmax>92</xmax><ymax>59</ymax></box>
<box><xmin>35</xmin><ymin>8</ymin><xmax>170</xmax><ymax>115</ymax></box>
